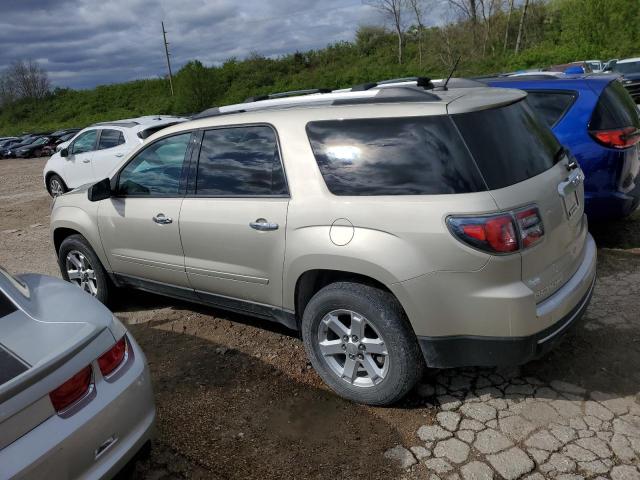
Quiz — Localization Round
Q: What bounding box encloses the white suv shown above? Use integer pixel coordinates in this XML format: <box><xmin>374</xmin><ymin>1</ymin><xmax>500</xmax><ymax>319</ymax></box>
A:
<box><xmin>43</xmin><ymin>116</ymin><xmax>186</xmax><ymax>196</ymax></box>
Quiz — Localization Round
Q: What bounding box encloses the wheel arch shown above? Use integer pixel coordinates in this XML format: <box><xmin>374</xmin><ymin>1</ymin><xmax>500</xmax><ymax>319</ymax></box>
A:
<box><xmin>291</xmin><ymin>266</ymin><xmax>418</xmax><ymax>334</ymax></box>
<box><xmin>51</xmin><ymin>209</ymin><xmax>112</xmax><ymax>272</ymax></box>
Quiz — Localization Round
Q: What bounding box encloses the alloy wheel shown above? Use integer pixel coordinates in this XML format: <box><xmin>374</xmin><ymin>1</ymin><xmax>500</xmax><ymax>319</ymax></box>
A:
<box><xmin>317</xmin><ymin>309</ymin><xmax>389</xmax><ymax>387</ymax></box>
<box><xmin>65</xmin><ymin>250</ymin><xmax>98</xmax><ymax>296</ymax></box>
<box><xmin>50</xmin><ymin>178</ymin><xmax>64</xmax><ymax>197</ymax></box>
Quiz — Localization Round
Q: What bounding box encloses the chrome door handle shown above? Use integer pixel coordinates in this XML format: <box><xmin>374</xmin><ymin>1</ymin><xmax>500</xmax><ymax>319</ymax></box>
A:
<box><xmin>153</xmin><ymin>213</ymin><xmax>173</xmax><ymax>225</ymax></box>
<box><xmin>249</xmin><ymin>218</ymin><xmax>279</xmax><ymax>231</ymax></box>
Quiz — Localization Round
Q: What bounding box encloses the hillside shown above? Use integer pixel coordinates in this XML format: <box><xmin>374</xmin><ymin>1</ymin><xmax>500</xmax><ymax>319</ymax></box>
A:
<box><xmin>1</xmin><ymin>0</ymin><xmax>638</xmax><ymax>135</ymax></box>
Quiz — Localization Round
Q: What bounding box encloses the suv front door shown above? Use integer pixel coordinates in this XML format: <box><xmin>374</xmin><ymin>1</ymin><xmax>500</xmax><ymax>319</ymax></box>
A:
<box><xmin>93</xmin><ymin>128</ymin><xmax>129</xmax><ymax>180</ymax></box>
<box><xmin>180</xmin><ymin>125</ymin><xmax>289</xmax><ymax>310</ymax></box>
<box><xmin>64</xmin><ymin>129</ymin><xmax>98</xmax><ymax>187</ymax></box>
<box><xmin>98</xmin><ymin>132</ymin><xmax>194</xmax><ymax>292</ymax></box>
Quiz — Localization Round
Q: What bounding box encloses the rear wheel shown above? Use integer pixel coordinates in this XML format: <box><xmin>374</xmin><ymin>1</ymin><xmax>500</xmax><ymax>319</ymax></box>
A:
<box><xmin>301</xmin><ymin>281</ymin><xmax>424</xmax><ymax>406</ymax></box>
<box><xmin>47</xmin><ymin>174</ymin><xmax>67</xmax><ymax>197</ymax></box>
<box><xmin>58</xmin><ymin>234</ymin><xmax>114</xmax><ymax>305</ymax></box>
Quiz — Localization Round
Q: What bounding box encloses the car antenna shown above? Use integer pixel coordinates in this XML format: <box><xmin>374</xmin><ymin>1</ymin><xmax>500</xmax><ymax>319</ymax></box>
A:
<box><xmin>435</xmin><ymin>56</ymin><xmax>461</xmax><ymax>91</ymax></box>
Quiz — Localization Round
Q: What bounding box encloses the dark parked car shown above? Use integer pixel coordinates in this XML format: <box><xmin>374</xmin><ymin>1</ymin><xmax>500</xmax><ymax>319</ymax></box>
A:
<box><xmin>607</xmin><ymin>57</ymin><xmax>640</xmax><ymax>103</ymax></box>
<box><xmin>484</xmin><ymin>73</ymin><xmax>640</xmax><ymax>220</ymax></box>
<box><xmin>14</xmin><ymin>136</ymin><xmax>56</xmax><ymax>158</ymax></box>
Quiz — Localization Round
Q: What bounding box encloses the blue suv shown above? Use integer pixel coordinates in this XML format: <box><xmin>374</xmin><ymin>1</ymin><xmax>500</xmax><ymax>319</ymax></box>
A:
<box><xmin>484</xmin><ymin>74</ymin><xmax>640</xmax><ymax>220</ymax></box>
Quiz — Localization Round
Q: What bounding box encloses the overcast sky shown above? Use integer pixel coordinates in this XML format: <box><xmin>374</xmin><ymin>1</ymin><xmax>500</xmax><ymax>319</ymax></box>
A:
<box><xmin>0</xmin><ymin>0</ymin><xmax>448</xmax><ymax>89</ymax></box>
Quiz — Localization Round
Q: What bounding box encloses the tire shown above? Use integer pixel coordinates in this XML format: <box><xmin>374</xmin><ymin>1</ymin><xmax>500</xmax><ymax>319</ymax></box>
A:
<box><xmin>58</xmin><ymin>234</ymin><xmax>114</xmax><ymax>305</ymax></box>
<box><xmin>301</xmin><ymin>281</ymin><xmax>424</xmax><ymax>406</ymax></box>
<box><xmin>47</xmin><ymin>174</ymin><xmax>67</xmax><ymax>197</ymax></box>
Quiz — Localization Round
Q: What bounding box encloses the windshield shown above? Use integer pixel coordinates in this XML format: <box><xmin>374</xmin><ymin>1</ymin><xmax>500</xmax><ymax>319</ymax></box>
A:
<box><xmin>0</xmin><ymin>266</ymin><xmax>30</xmax><ymax>298</ymax></box>
<box><xmin>614</xmin><ymin>61</ymin><xmax>640</xmax><ymax>74</ymax></box>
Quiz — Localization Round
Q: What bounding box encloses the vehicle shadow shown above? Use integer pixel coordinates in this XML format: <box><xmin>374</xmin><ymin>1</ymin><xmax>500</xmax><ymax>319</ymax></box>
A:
<box><xmin>117</xmin><ymin>321</ymin><xmax>403</xmax><ymax>480</ymax></box>
<box><xmin>590</xmin><ymin>209</ymin><xmax>640</xmax><ymax>249</ymax></box>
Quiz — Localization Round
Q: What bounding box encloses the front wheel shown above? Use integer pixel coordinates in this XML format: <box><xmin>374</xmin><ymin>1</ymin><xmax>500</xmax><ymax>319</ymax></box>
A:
<box><xmin>47</xmin><ymin>174</ymin><xmax>67</xmax><ymax>197</ymax></box>
<box><xmin>58</xmin><ymin>234</ymin><xmax>114</xmax><ymax>305</ymax></box>
<box><xmin>301</xmin><ymin>282</ymin><xmax>424</xmax><ymax>406</ymax></box>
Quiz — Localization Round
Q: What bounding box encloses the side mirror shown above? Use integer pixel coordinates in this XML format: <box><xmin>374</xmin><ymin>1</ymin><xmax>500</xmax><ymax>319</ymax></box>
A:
<box><xmin>60</xmin><ymin>148</ymin><xmax>69</xmax><ymax>157</ymax></box>
<box><xmin>88</xmin><ymin>178</ymin><xmax>112</xmax><ymax>202</ymax></box>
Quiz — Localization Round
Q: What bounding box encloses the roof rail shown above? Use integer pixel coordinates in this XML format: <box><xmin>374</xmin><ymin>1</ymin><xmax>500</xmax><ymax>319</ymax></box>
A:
<box><xmin>351</xmin><ymin>76</ymin><xmax>434</xmax><ymax>91</ymax></box>
<box><xmin>244</xmin><ymin>88</ymin><xmax>332</xmax><ymax>103</ymax></box>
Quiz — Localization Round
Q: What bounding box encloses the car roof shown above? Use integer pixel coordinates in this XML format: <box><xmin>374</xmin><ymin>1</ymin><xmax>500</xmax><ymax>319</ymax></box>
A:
<box><xmin>89</xmin><ymin>115</ymin><xmax>187</xmax><ymax>133</ymax></box>
<box><xmin>618</xmin><ymin>57</ymin><xmax>640</xmax><ymax>64</ymax></box>
<box><xmin>190</xmin><ymin>83</ymin><xmax>524</xmax><ymax>120</ymax></box>
<box><xmin>483</xmin><ymin>73</ymin><xmax>617</xmax><ymax>93</ymax></box>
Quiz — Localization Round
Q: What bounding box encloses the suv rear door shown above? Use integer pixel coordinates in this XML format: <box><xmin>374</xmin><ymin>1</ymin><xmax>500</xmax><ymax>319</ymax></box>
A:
<box><xmin>179</xmin><ymin>125</ymin><xmax>289</xmax><ymax>311</ymax></box>
<box><xmin>453</xmin><ymin>100</ymin><xmax>588</xmax><ymax>303</ymax></box>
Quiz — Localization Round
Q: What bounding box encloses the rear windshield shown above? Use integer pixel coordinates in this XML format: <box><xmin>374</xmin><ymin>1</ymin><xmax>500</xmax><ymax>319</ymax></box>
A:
<box><xmin>613</xmin><ymin>61</ymin><xmax>640</xmax><ymax>75</ymax></box>
<box><xmin>453</xmin><ymin>100</ymin><xmax>561</xmax><ymax>190</ymax></box>
<box><xmin>306</xmin><ymin>116</ymin><xmax>485</xmax><ymax>195</ymax></box>
<box><xmin>590</xmin><ymin>81</ymin><xmax>640</xmax><ymax>130</ymax></box>
<box><xmin>0</xmin><ymin>291</ymin><xmax>16</xmax><ymax>318</ymax></box>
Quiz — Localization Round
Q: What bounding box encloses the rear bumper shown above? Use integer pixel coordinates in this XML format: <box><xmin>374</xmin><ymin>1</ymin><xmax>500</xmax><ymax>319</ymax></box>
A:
<box><xmin>417</xmin><ymin>234</ymin><xmax>597</xmax><ymax>368</ymax></box>
<box><xmin>1</xmin><ymin>335</ymin><xmax>155</xmax><ymax>480</ymax></box>
<box><xmin>585</xmin><ymin>189</ymin><xmax>640</xmax><ymax>220</ymax></box>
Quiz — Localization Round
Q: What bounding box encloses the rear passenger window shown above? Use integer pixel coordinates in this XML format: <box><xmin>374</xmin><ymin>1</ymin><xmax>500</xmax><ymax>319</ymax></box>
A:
<box><xmin>590</xmin><ymin>81</ymin><xmax>640</xmax><ymax>130</ymax></box>
<box><xmin>306</xmin><ymin>117</ymin><xmax>485</xmax><ymax>196</ymax></box>
<box><xmin>98</xmin><ymin>129</ymin><xmax>125</xmax><ymax>150</ymax></box>
<box><xmin>195</xmin><ymin>126</ymin><xmax>287</xmax><ymax>196</ymax></box>
<box><xmin>525</xmin><ymin>91</ymin><xmax>576</xmax><ymax>127</ymax></box>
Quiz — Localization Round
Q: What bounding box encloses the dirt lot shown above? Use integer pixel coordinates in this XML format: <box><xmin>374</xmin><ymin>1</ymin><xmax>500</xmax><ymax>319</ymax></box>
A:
<box><xmin>1</xmin><ymin>158</ymin><xmax>639</xmax><ymax>480</ymax></box>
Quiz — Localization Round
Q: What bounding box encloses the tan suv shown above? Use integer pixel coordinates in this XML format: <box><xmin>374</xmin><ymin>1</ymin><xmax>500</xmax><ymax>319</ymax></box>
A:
<box><xmin>50</xmin><ymin>81</ymin><xmax>597</xmax><ymax>405</ymax></box>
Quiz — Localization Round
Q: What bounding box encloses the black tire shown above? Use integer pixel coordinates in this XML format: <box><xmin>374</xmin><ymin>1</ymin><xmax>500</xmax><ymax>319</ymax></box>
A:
<box><xmin>58</xmin><ymin>234</ymin><xmax>114</xmax><ymax>305</ymax></box>
<box><xmin>47</xmin><ymin>173</ymin><xmax>67</xmax><ymax>197</ymax></box>
<box><xmin>301</xmin><ymin>281</ymin><xmax>424</xmax><ymax>406</ymax></box>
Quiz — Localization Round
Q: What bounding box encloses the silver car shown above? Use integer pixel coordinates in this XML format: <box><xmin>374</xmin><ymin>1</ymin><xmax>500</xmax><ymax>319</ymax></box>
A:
<box><xmin>0</xmin><ymin>266</ymin><xmax>154</xmax><ymax>479</ymax></box>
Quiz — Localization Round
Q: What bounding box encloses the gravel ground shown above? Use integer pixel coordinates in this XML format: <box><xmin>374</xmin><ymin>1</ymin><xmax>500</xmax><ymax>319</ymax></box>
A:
<box><xmin>1</xmin><ymin>158</ymin><xmax>639</xmax><ymax>480</ymax></box>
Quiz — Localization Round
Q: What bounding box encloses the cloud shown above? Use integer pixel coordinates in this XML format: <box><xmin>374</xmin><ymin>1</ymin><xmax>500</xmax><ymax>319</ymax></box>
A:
<box><xmin>0</xmin><ymin>0</ymin><xmax>394</xmax><ymax>89</ymax></box>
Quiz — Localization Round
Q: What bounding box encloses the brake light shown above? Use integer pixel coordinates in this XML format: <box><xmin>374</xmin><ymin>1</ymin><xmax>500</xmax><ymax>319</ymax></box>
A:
<box><xmin>448</xmin><ymin>206</ymin><xmax>545</xmax><ymax>254</ymax></box>
<box><xmin>98</xmin><ymin>337</ymin><xmax>127</xmax><ymax>376</ymax></box>
<box><xmin>589</xmin><ymin>127</ymin><xmax>640</xmax><ymax>149</ymax></box>
<box><xmin>49</xmin><ymin>365</ymin><xmax>92</xmax><ymax>412</ymax></box>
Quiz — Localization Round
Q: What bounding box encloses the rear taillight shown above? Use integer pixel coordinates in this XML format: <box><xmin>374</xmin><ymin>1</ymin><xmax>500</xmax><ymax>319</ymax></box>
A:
<box><xmin>448</xmin><ymin>206</ymin><xmax>544</xmax><ymax>254</ymax></box>
<box><xmin>98</xmin><ymin>336</ymin><xmax>127</xmax><ymax>376</ymax></box>
<box><xmin>589</xmin><ymin>127</ymin><xmax>640</xmax><ymax>149</ymax></box>
<box><xmin>515</xmin><ymin>208</ymin><xmax>545</xmax><ymax>248</ymax></box>
<box><xmin>49</xmin><ymin>365</ymin><xmax>92</xmax><ymax>412</ymax></box>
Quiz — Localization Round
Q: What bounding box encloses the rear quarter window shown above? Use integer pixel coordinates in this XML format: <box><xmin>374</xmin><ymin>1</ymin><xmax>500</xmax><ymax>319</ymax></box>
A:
<box><xmin>525</xmin><ymin>91</ymin><xmax>577</xmax><ymax>127</ymax></box>
<box><xmin>590</xmin><ymin>81</ymin><xmax>640</xmax><ymax>130</ymax></box>
<box><xmin>453</xmin><ymin>100</ymin><xmax>561</xmax><ymax>190</ymax></box>
<box><xmin>306</xmin><ymin>116</ymin><xmax>485</xmax><ymax>196</ymax></box>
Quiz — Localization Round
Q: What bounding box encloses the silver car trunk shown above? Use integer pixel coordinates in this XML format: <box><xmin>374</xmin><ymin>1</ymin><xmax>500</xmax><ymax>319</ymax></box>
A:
<box><xmin>0</xmin><ymin>272</ymin><xmax>118</xmax><ymax>449</ymax></box>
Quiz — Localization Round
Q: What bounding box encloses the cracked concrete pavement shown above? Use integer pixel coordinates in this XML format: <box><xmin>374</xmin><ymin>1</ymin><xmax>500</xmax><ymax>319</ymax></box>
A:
<box><xmin>385</xmin><ymin>255</ymin><xmax>640</xmax><ymax>480</ymax></box>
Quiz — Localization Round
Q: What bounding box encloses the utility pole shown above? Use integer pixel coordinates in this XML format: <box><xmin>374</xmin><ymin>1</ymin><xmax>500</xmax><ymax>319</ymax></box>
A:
<box><xmin>162</xmin><ymin>21</ymin><xmax>174</xmax><ymax>96</ymax></box>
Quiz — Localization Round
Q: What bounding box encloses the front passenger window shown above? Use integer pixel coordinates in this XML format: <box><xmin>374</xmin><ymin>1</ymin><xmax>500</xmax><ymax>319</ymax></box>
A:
<box><xmin>117</xmin><ymin>133</ymin><xmax>191</xmax><ymax>196</ymax></box>
<box><xmin>71</xmin><ymin>130</ymin><xmax>98</xmax><ymax>154</ymax></box>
